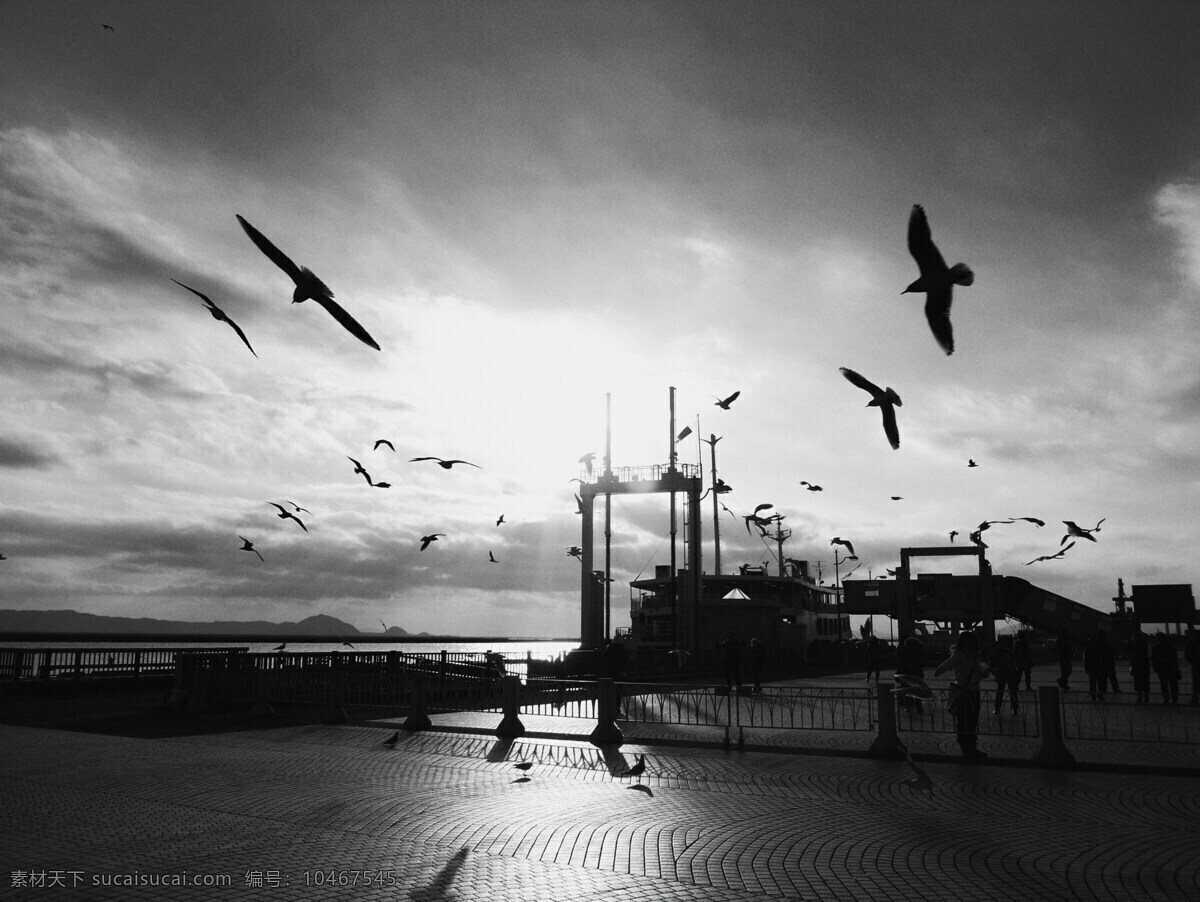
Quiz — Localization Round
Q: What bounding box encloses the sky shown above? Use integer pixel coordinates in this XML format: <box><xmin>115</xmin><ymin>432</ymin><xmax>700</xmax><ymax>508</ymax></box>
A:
<box><xmin>3</xmin><ymin>2</ymin><xmax>1200</xmax><ymax>637</ymax></box>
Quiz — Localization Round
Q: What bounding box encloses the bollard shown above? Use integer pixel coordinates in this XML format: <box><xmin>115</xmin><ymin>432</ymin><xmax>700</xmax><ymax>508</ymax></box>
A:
<box><xmin>320</xmin><ymin>670</ymin><xmax>349</xmax><ymax>724</ymax></box>
<box><xmin>588</xmin><ymin>678</ymin><xmax>623</xmax><ymax>747</ymax></box>
<box><xmin>402</xmin><ymin>675</ymin><xmax>432</xmax><ymax>732</ymax></box>
<box><xmin>868</xmin><ymin>682</ymin><xmax>904</xmax><ymax>759</ymax></box>
<box><xmin>496</xmin><ymin>675</ymin><xmax>526</xmax><ymax>739</ymax></box>
<box><xmin>251</xmin><ymin>671</ymin><xmax>276</xmax><ymax>718</ymax></box>
<box><xmin>1032</xmin><ymin>685</ymin><xmax>1075</xmax><ymax>768</ymax></box>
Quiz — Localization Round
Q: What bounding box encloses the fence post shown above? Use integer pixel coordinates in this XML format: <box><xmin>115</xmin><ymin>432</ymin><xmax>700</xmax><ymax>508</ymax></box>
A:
<box><xmin>589</xmin><ymin>678</ymin><xmax>623</xmax><ymax>747</ymax></box>
<box><xmin>251</xmin><ymin>671</ymin><xmax>276</xmax><ymax>718</ymax></box>
<box><xmin>321</xmin><ymin>671</ymin><xmax>349</xmax><ymax>724</ymax></box>
<box><xmin>12</xmin><ymin>650</ymin><xmax>23</xmax><ymax>684</ymax></box>
<box><xmin>133</xmin><ymin>650</ymin><xmax>141</xmax><ymax>678</ymax></box>
<box><xmin>868</xmin><ymin>682</ymin><xmax>904</xmax><ymax>758</ymax></box>
<box><xmin>1032</xmin><ymin>686</ymin><xmax>1075</xmax><ymax>768</ymax></box>
<box><xmin>496</xmin><ymin>675</ymin><xmax>526</xmax><ymax>738</ymax></box>
<box><xmin>402</xmin><ymin>675</ymin><xmax>432</xmax><ymax>732</ymax></box>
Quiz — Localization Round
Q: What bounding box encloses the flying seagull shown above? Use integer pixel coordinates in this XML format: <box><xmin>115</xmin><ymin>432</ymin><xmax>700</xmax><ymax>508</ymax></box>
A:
<box><xmin>566</xmin><ymin>545</ymin><xmax>583</xmax><ymax>558</ymax></box>
<box><xmin>496</xmin><ymin>514</ymin><xmax>505</xmax><ymax>526</ymax></box>
<box><xmin>410</xmin><ymin>456</ymin><xmax>481</xmax><ymax>469</ymax></box>
<box><xmin>340</xmin><ymin>637</ymin><xmax>356</xmax><ymax>649</ymax></box>
<box><xmin>267</xmin><ymin>502</ymin><xmax>307</xmax><ymax>532</ymax></box>
<box><xmin>285</xmin><ymin>501</ymin><xmax>311</xmax><ymax>514</ymax></box>
<box><xmin>420</xmin><ymin>533</ymin><xmax>445</xmax><ymax>551</ymax></box>
<box><xmin>714</xmin><ymin>390</ymin><xmax>741</xmax><ymax>410</ymax></box>
<box><xmin>347</xmin><ymin>456</ymin><xmax>374</xmax><ymax>485</ymax></box>
<box><xmin>273</xmin><ymin>642</ymin><xmax>286</xmax><ymax>651</ymax></box>
<box><xmin>619</xmin><ymin>754</ymin><xmax>646</xmax><ymax>778</ymax></box>
<box><xmin>171</xmin><ymin>280</ymin><xmax>257</xmax><ymax>357</ymax></box>
<box><xmin>101</xmin><ymin>23</ymin><xmax>114</xmax><ymax>31</ymax></box>
<box><xmin>237</xmin><ymin>536</ymin><xmax>264</xmax><ymax>561</ymax></box>
<box><xmin>235</xmin><ymin>214</ymin><xmax>380</xmax><ymax>350</ymax></box>
<box><xmin>374</xmin><ymin>439</ymin><xmax>395</xmax><ymax>452</ymax></box>
<box><xmin>968</xmin><ymin>459</ymin><xmax>978</xmax><ymax>468</ymax></box>
<box><xmin>1027</xmin><ymin>542</ymin><xmax>1075</xmax><ymax>565</ymax></box>
<box><xmin>1009</xmin><ymin>516</ymin><xmax>1045</xmax><ymax>527</ymax></box>
<box><xmin>579</xmin><ymin>451</ymin><xmax>598</xmax><ymax>475</ymax></box>
<box><xmin>488</xmin><ymin>551</ymin><xmax>498</xmax><ymax>563</ymax></box>
<box><xmin>800</xmin><ymin>481</ymin><xmax>823</xmax><ymax>492</ymax></box>
<box><xmin>948</xmin><ymin>530</ymin><xmax>958</xmax><ymax>543</ymax></box>
<box><xmin>904</xmin><ymin>204</ymin><xmax>974</xmax><ymax>356</ymax></box>
<box><xmin>839</xmin><ymin>367</ymin><xmax>901</xmax><ymax>450</ymax></box>
<box><xmin>830</xmin><ymin>536</ymin><xmax>857</xmax><ymax>558</ymax></box>
<box><xmin>891</xmin><ymin>496</ymin><xmax>903</xmax><ymax>501</ymax></box>
<box><xmin>1061</xmin><ymin>519</ymin><xmax>1104</xmax><ymax>544</ymax></box>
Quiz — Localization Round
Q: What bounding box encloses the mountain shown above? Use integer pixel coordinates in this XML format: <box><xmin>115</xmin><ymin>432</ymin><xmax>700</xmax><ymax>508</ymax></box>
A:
<box><xmin>0</xmin><ymin>609</ymin><xmax>397</xmax><ymax>637</ymax></box>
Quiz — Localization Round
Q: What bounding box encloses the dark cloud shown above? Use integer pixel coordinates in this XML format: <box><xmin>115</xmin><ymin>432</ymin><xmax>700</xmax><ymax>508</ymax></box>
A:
<box><xmin>0</xmin><ymin>437</ymin><xmax>57</xmax><ymax>469</ymax></box>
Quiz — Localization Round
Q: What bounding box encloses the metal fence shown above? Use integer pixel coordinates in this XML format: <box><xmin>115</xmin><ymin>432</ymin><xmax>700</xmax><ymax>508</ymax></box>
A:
<box><xmin>1060</xmin><ymin>699</ymin><xmax>1200</xmax><ymax>744</ymax></box>
<box><xmin>895</xmin><ymin>687</ymin><xmax>1041</xmax><ymax>739</ymax></box>
<box><xmin>0</xmin><ymin>647</ymin><xmax>243</xmax><ymax>682</ymax></box>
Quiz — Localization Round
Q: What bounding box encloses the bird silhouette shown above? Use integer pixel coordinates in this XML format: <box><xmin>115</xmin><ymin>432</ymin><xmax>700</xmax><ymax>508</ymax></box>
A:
<box><xmin>968</xmin><ymin>459</ymin><xmax>978</xmax><ymax>468</ymax></box>
<box><xmin>285</xmin><ymin>501</ymin><xmax>311</xmax><ymax>514</ymax></box>
<box><xmin>619</xmin><ymin>754</ymin><xmax>646</xmax><ymax>778</ymax></box>
<box><xmin>410</xmin><ymin>456</ymin><xmax>481</xmax><ymax>469</ymax></box>
<box><xmin>420</xmin><ymin>533</ymin><xmax>445</xmax><ymax>551</ymax></box>
<box><xmin>714</xmin><ymin>390</ymin><xmax>741</xmax><ymax>410</ymax></box>
<box><xmin>273</xmin><ymin>642</ymin><xmax>286</xmax><ymax>652</ymax></box>
<box><xmin>496</xmin><ymin>514</ymin><xmax>505</xmax><ymax>526</ymax></box>
<box><xmin>891</xmin><ymin>496</ymin><xmax>903</xmax><ymax>501</ymax></box>
<box><xmin>830</xmin><ymin>536</ymin><xmax>857</xmax><ymax>558</ymax></box>
<box><xmin>101</xmin><ymin>23</ymin><xmax>114</xmax><ymax>31</ymax></box>
<box><xmin>968</xmin><ymin>529</ymin><xmax>987</xmax><ymax>549</ymax></box>
<box><xmin>383</xmin><ymin>730</ymin><xmax>399</xmax><ymax>748</ymax></box>
<box><xmin>340</xmin><ymin>637</ymin><xmax>356</xmax><ymax>649</ymax></box>
<box><xmin>1011</xmin><ymin>516</ymin><xmax>1045</xmax><ymax>527</ymax></box>
<box><xmin>171</xmin><ymin>280</ymin><xmax>258</xmax><ymax>357</ymax></box>
<box><xmin>839</xmin><ymin>367</ymin><xmax>901</xmax><ymax>450</ymax></box>
<box><xmin>235</xmin><ymin>214</ymin><xmax>380</xmax><ymax>350</ymax></box>
<box><xmin>238</xmin><ymin>536</ymin><xmax>264</xmax><ymax>561</ymax></box>
<box><xmin>370</xmin><ymin>480</ymin><xmax>390</xmax><ymax>489</ymax></box>
<box><xmin>1061</xmin><ymin>520</ymin><xmax>1104</xmax><ymax>544</ymax></box>
<box><xmin>348</xmin><ymin>456</ymin><xmax>374</xmax><ymax>485</ymax></box>
<box><xmin>566</xmin><ymin>546</ymin><xmax>583</xmax><ymax>558</ymax></box>
<box><xmin>513</xmin><ymin>761</ymin><xmax>533</xmax><ymax>771</ymax></box>
<box><xmin>948</xmin><ymin>530</ymin><xmax>958</xmax><ymax>543</ymax></box>
<box><xmin>904</xmin><ymin>204</ymin><xmax>974</xmax><ymax>356</ymax></box>
<box><xmin>800</xmin><ymin>481</ymin><xmax>823</xmax><ymax>492</ymax></box>
<box><xmin>1027</xmin><ymin>542</ymin><xmax>1075</xmax><ymax>565</ymax></box>
<box><xmin>488</xmin><ymin>551</ymin><xmax>498</xmax><ymax>563</ymax></box>
<box><xmin>374</xmin><ymin>439</ymin><xmax>395</xmax><ymax>452</ymax></box>
<box><xmin>0</xmin><ymin>553</ymin><xmax>6</xmax><ymax>560</ymax></box>
<box><xmin>578</xmin><ymin>452</ymin><xmax>598</xmax><ymax>475</ymax></box>
<box><xmin>379</xmin><ymin>619</ymin><xmax>389</xmax><ymax>632</ymax></box>
<box><xmin>267</xmin><ymin>502</ymin><xmax>307</xmax><ymax>532</ymax></box>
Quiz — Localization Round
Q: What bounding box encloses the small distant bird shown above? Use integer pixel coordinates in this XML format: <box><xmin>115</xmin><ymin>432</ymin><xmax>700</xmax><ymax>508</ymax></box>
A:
<box><xmin>236</xmin><ymin>214</ymin><xmax>380</xmax><ymax>350</ymax></box>
<box><xmin>383</xmin><ymin>730</ymin><xmax>399</xmax><ymax>748</ymax></box>
<box><xmin>800</xmin><ymin>481</ymin><xmax>823</xmax><ymax>492</ymax></box>
<box><xmin>714</xmin><ymin>391</ymin><xmax>741</xmax><ymax>410</ymax></box>
<box><xmin>753</xmin><ymin>503</ymin><xmax>774</xmax><ymax>516</ymax></box>
<box><xmin>886</xmin><ymin>568</ymin><xmax>897</xmax><ymax>577</ymax></box>
<box><xmin>267</xmin><ymin>502</ymin><xmax>307</xmax><ymax>532</ymax></box>
<box><xmin>370</xmin><ymin>480</ymin><xmax>391</xmax><ymax>489</ymax></box>
<box><xmin>514</xmin><ymin>762</ymin><xmax>533</xmax><ymax>771</ymax></box>
<box><xmin>348</xmin><ymin>456</ymin><xmax>374</xmax><ymax>486</ymax></box>
<box><xmin>496</xmin><ymin>514</ymin><xmax>505</xmax><ymax>526</ymax></box>
<box><xmin>1009</xmin><ymin>517</ymin><xmax>1045</xmax><ymax>527</ymax></box>
<box><xmin>285</xmin><ymin>501</ymin><xmax>311</xmax><ymax>514</ymax></box>
<box><xmin>101</xmin><ymin>23</ymin><xmax>114</xmax><ymax>31</ymax></box>
<box><xmin>619</xmin><ymin>754</ymin><xmax>646</xmax><ymax>778</ymax></box>
<box><xmin>948</xmin><ymin>530</ymin><xmax>958</xmax><ymax>543</ymax></box>
<box><xmin>566</xmin><ymin>546</ymin><xmax>583</xmax><ymax>558</ymax></box>
<box><xmin>379</xmin><ymin>619</ymin><xmax>388</xmax><ymax>632</ymax></box>
<box><xmin>839</xmin><ymin>367</ymin><xmax>901</xmax><ymax>450</ymax></box>
<box><xmin>273</xmin><ymin>642</ymin><xmax>286</xmax><ymax>651</ymax></box>
<box><xmin>238</xmin><ymin>535</ymin><xmax>264</xmax><ymax>561</ymax></box>
<box><xmin>1061</xmin><ymin>519</ymin><xmax>1104</xmax><ymax>545</ymax></box>
<box><xmin>675</xmin><ymin>425</ymin><xmax>692</xmax><ymax>443</ymax></box>
<box><xmin>968</xmin><ymin>459</ymin><xmax>978</xmax><ymax>468</ymax></box>
<box><xmin>1027</xmin><ymin>542</ymin><xmax>1075</xmax><ymax>565</ymax></box>
<box><xmin>830</xmin><ymin>536</ymin><xmax>857</xmax><ymax>558</ymax></box>
<box><xmin>171</xmin><ymin>280</ymin><xmax>257</xmax><ymax>357</ymax></box>
<box><xmin>420</xmin><ymin>533</ymin><xmax>445</xmax><ymax>551</ymax></box>
<box><xmin>374</xmin><ymin>439</ymin><xmax>395</xmax><ymax>452</ymax></box>
<box><xmin>666</xmin><ymin>648</ymin><xmax>692</xmax><ymax>670</ymax></box>
<box><xmin>410</xmin><ymin>456</ymin><xmax>481</xmax><ymax>470</ymax></box>
<box><xmin>891</xmin><ymin>496</ymin><xmax>903</xmax><ymax>501</ymax></box>
<box><xmin>0</xmin><ymin>553</ymin><xmax>6</xmax><ymax>560</ymax></box>
<box><xmin>488</xmin><ymin>551</ymin><xmax>498</xmax><ymax>563</ymax></box>
<box><xmin>904</xmin><ymin>204</ymin><xmax>974</xmax><ymax>356</ymax></box>
<box><xmin>340</xmin><ymin>637</ymin><xmax>356</xmax><ymax>649</ymax></box>
<box><xmin>977</xmin><ymin>519</ymin><xmax>1013</xmax><ymax>532</ymax></box>
<box><xmin>579</xmin><ymin>452</ymin><xmax>598</xmax><ymax>475</ymax></box>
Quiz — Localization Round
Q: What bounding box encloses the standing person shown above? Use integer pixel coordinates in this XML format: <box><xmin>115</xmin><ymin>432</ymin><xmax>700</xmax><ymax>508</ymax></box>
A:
<box><xmin>1054</xmin><ymin>629</ymin><xmax>1073</xmax><ymax>691</ymax></box>
<box><xmin>1184</xmin><ymin>627</ymin><xmax>1199</xmax><ymax>705</ymax></box>
<box><xmin>603</xmin><ymin>638</ymin><xmax>628</xmax><ymax>715</ymax></box>
<box><xmin>719</xmin><ymin>632</ymin><xmax>741</xmax><ymax>692</ymax></box>
<box><xmin>749</xmin><ymin>637</ymin><xmax>765</xmax><ymax>693</ymax></box>
<box><xmin>990</xmin><ymin>635</ymin><xmax>1020</xmax><ymax>715</ymax></box>
<box><xmin>1099</xmin><ymin>630</ymin><xmax>1121</xmax><ymax>694</ymax></box>
<box><xmin>1129</xmin><ymin>629</ymin><xmax>1151</xmax><ymax>704</ymax></box>
<box><xmin>934</xmin><ymin>631</ymin><xmax>991</xmax><ymax>759</ymax></box>
<box><xmin>895</xmin><ymin>634</ymin><xmax>926</xmax><ymax>713</ymax></box>
<box><xmin>864</xmin><ymin>635</ymin><xmax>882</xmax><ymax>683</ymax></box>
<box><xmin>1083</xmin><ymin>633</ymin><xmax>1106</xmax><ymax>702</ymax></box>
<box><xmin>1151</xmin><ymin>633</ymin><xmax>1181</xmax><ymax>705</ymax></box>
<box><xmin>1013</xmin><ymin>633</ymin><xmax>1034</xmax><ymax>692</ymax></box>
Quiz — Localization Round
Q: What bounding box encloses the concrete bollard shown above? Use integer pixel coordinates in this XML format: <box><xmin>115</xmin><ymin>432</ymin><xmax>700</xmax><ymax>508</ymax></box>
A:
<box><xmin>868</xmin><ymin>682</ymin><xmax>904</xmax><ymax>759</ymax></box>
<box><xmin>496</xmin><ymin>675</ymin><xmax>526</xmax><ymax>739</ymax></box>
<box><xmin>588</xmin><ymin>678</ymin><xmax>623</xmax><ymax>747</ymax></box>
<box><xmin>320</xmin><ymin>670</ymin><xmax>349</xmax><ymax>725</ymax></box>
<box><xmin>1032</xmin><ymin>686</ymin><xmax>1075</xmax><ymax>768</ymax></box>
<box><xmin>402</xmin><ymin>675</ymin><xmax>432</xmax><ymax>732</ymax></box>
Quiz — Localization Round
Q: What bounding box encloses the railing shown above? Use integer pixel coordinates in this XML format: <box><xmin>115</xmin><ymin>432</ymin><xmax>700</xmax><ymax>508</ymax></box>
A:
<box><xmin>737</xmin><ymin>687</ymin><xmax>876</xmax><ymax>732</ymax></box>
<box><xmin>1060</xmin><ymin>699</ymin><xmax>1200</xmax><ymax>744</ymax></box>
<box><xmin>0</xmin><ymin>647</ymin><xmax>244</xmax><ymax>682</ymax></box>
<box><xmin>896</xmin><ymin>687</ymin><xmax>1041</xmax><ymax>738</ymax></box>
<box><xmin>578</xmin><ymin>463</ymin><xmax>702</xmax><ymax>484</ymax></box>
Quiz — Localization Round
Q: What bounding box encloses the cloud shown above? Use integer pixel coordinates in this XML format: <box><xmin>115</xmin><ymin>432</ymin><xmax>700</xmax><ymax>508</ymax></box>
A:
<box><xmin>0</xmin><ymin>437</ymin><xmax>57</xmax><ymax>469</ymax></box>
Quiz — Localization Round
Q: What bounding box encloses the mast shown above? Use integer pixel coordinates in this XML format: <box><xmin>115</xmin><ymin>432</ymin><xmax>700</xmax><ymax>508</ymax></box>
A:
<box><xmin>668</xmin><ymin>386</ymin><xmax>678</xmax><ymax>646</ymax></box>
<box><xmin>704</xmin><ymin>433</ymin><xmax>721</xmax><ymax>575</ymax></box>
<box><xmin>604</xmin><ymin>392</ymin><xmax>612</xmax><ymax>640</ymax></box>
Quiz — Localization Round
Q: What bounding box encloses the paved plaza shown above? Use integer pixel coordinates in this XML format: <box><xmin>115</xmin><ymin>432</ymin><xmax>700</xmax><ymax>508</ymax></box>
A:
<box><xmin>4</xmin><ymin>711</ymin><xmax>1198</xmax><ymax>901</ymax></box>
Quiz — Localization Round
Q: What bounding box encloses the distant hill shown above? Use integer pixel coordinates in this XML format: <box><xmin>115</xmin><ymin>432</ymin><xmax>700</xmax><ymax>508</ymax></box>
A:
<box><xmin>0</xmin><ymin>609</ymin><xmax>401</xmax><ymax>637</ymax></box>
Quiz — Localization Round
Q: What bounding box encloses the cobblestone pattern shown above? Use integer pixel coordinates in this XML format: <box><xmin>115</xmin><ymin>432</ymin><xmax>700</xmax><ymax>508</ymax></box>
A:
<box><xmin>4</xmin><ymin>722</ymin><xmax>1199</xmax><ymax>901</ymax></box>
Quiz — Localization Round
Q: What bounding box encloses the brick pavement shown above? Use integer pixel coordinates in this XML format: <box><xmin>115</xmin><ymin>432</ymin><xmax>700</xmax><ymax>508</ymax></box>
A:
<box><xmin>3</xmin><ymin>720</ymin><xmax>1198</xmax><ymax>901</ymax></box>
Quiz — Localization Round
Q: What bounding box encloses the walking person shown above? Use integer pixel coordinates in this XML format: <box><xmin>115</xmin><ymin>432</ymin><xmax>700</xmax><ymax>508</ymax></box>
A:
<box><xmin>864</xmin><ymin>635</ymin><xmax>882</xmax><ymax>683</ymax></box>
<box><xmin>1129</xmin><ymin>629</ymin><xmax>1151</xmax><ymax>704</ymax></box>
<box><xmin>1054</xmin><ymin>629</ymin><xmax>1073</xmax><ymax>691</ymax></box>
<box><xmin>1083</xmin><ymin>633</ymin><xmax>1106</xmax><ymax>702</ymax></box>
<box><xmin>934</xmin><ymin>631</ymin><xmax>991</xmax><ymax>759</ymax></box>
<box><xmin>749</xmin><ymin>637</ymin><xmax>765</xmax><ymax>693</ymax></box>
<box><xmin>989</xmin><ymin>634</ymin><xmax>1020</xmax><ymax>714</ymax></box>
<box><xmin>1013</xmin><ymin>632</ymin><xmax>1033</xmax><ymax>692</ymax></box>
<box><xmin>1185</xmin><ymin>627</ymin><xmax>1199</xmax><ymax>705</ymax></box>
<box><xmin>1099</xmin><ymin>630</ymin><xmax>1121</xmax><ymax>694</ymax></box>
<box><xmin>1151</xmin><ymin>632</ymin><xmax>1181</xmax><ymax>705</ymax></box>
